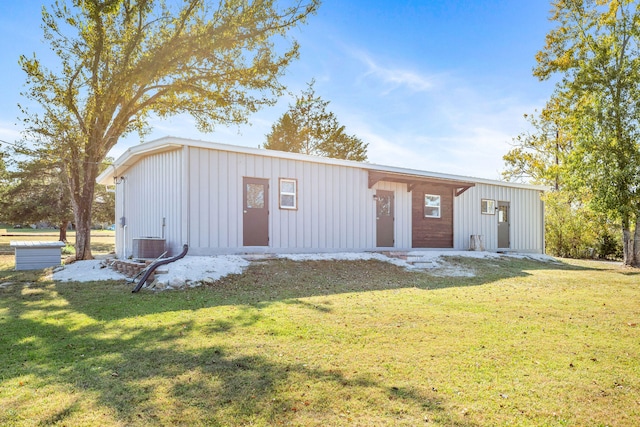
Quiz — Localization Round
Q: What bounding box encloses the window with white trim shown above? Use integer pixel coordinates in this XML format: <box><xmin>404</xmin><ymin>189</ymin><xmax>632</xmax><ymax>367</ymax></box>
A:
<box><xmin>481</xmin><ymin>199</ymin><xmax>496</xmax><ymax>215</ymax></box>
<box><xmin>424</xmin><ymin>194</ymin><xmax>441</xmax><ymax>218</ymax></box>
<box><xmin>279</xmin><ymin>178</ymin><xmax>297</xmax><ymax>210</ymax></box>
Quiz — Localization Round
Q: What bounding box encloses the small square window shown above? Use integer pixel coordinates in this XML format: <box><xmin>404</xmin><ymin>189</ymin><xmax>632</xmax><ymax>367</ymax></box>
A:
<box><xmin>481</xmin><ymin>199</ymin><xmax>496</xmax><ymax>215</ymax></box>
<box><xmin>424</xmin><ymin>194</ymin><xmax>441</xmax><ymax>218</ymax></box>
<box><xmin>279</xmin><ymin>178</ymin><xmax>297</xmax><ymax>210</ymax></box>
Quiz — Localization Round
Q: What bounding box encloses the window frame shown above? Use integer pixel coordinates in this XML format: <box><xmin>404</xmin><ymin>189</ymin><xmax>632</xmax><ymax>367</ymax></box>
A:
<box><xmin>481</xmin><ymin>199</ymin><xmax>496</xmax><ymax>215</ymax></box>
<box><xmin>424</xmin><ymin>194</ymin><xmax>441</xmax><ymax>218</ymax></box>
<box><xmin>279</xmin><ymin>178</ymin><xmax>298</xmax><ymax>210</ymax></box>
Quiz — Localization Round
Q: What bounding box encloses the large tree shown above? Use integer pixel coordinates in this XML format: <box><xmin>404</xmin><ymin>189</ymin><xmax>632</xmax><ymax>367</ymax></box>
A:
<box><xmin>534</xmin><ymin>0</ymin><xmax>640</xmax><ymax>266</ymax></box>
<box><xmin>264</xmin><ymin>80</ymin><xmax>368</xmax><ymax>161</ymax></box>
<box><xmin>503</xmin><ymin>97</ymin><xmax>622</xmax><ymax>260</ymax></box>
<box><xmin>19</xmin><ymin>0</ymin><xmax>319</xmax><ymax>260</ymax></box>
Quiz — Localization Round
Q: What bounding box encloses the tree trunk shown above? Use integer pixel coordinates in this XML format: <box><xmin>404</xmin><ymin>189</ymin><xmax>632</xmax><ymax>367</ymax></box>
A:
<box><xmin>70</xmin><ymin>163</ymin><xmax>99</xmax><ymax>260</ymax></box>
<box><xmin>622</xmin><ymin>218</ymin><xmax>635</xmax><ymax>266</ymax></box>
<box><xmin>633</xmin><ymin>216</ymin><xmax>640</xmax><ymax>267</ymax></box>
<box><xmin>59</xmin><ymin>221</ymin><xmax>69</xmax><ymax>243</ymax></box>
<box><xmin>73</xmin><ymin>197</ymin><xmax>94</xmax><ymax>260</ymax></box>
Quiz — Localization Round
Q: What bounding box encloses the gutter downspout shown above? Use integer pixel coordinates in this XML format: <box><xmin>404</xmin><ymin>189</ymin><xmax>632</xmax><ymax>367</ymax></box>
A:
<box><xmin>541</xmin><ymin>192</ymin><xmax>546</xmax><ymax>254</ymax></box>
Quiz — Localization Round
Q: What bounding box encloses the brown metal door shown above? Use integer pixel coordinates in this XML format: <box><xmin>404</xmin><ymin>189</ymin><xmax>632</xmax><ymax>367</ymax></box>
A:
<box><xmin>376</xmin><ymin>190</ymin><xmax>394</xmax><ymax>247</ymax></box>
<box><xmin>498</xmin><ymin>201</ymin><xmax>510</xmax><ymax>249</ymax></box>
<box><xmin>243</xmin><ymin>177</ymin><xmax>269</xmax><ymax>246</ymax></box>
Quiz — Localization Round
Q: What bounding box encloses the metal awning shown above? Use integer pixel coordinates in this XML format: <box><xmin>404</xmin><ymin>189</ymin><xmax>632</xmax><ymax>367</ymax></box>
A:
<box><xmin>367</xmin><ymin>170</ymin><xmax>475</xmax><ymax>196</ymax></box>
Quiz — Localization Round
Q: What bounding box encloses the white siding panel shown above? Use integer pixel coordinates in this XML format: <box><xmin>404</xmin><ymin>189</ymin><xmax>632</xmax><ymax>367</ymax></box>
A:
<box><xmin>302</xmin><ymin>162</ymin><xmax>312</xmax><ymax>248</ymax></box>
<box><xmin>297</xmin><ymin>161</ymin><xmax>306</xmax><ymax>248</ymax></box>
<box><xmin>115</xmin><ymin>172</ymin><xmax>125</xmax><ymax>258</ymax></box>
<box><xmin>116</xmin><ymin>148</ymin><xmax>183</xmax><ymax>257</ymax></box>
<box><xmin>114</xmin><ymin>143</ymin><xmax>545</xmax><ymax>256</ymax></box>
<box><xmin>218</xmin><ymin>150</ymin><xmax>230</xmax><ymax>248</ymax></box>
<box><xmin>180</xmin><ymin>148</ymin><xmax>413</xmax><ymax>254</ymax></box>
<box><xmin>454</xmin><ymin>184</ymin><xmax>544</xmax><ymax>253</ymax></box>
<box><xmin>310</xmin><ymin>163</ymin><xmax>319</xmax><ymax>247</ymax></box>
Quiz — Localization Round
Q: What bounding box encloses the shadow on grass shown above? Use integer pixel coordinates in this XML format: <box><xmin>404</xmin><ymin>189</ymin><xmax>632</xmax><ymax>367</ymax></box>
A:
<box><xmin>3</xmin><ymin>255</ymin><xmax>596</xmax><ymax>323</ymax></box>
<box><xmin>0</xmin><ymin>281</ymin><xmax>478</xmax><ymax>426</ymax></box>
<box><xmin>0</xmin><ymin>256</ymin><xmax>599</xmax><ymax>425</ymax></box>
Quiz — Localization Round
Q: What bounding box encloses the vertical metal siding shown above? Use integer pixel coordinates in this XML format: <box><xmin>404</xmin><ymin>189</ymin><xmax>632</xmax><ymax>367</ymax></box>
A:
<box><xmin>115</xmin><ymin>173</ymin><xmax>125</xmax><ymax>258</ymax></box>
<box><xmin>116</xmin><ymin>148</ymin><xmax>183</xmax><ymax>257</ymax></box>
<box><xmin>454</xmin><ymin>183</ymin><xmax>544</xmax><ymax>253</ymax></box>
<box><xmin>116</xmin><ymin>144</ymin><xmax>543</xmax><ymax>255</ymax></box>
<box><xmin>182</xmin><ymin>147</ymin><xmax>414</xmax><ymax>254</ymax></box>
<box><xmin>302</xmin><ymin>162</ymin><xmax>312</xmax><ymax>248</ymax></box>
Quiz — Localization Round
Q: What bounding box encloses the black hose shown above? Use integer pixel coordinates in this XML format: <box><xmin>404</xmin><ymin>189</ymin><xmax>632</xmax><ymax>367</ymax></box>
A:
<box><xmin>132</xmin><ymin>244</ymin><xmax>189</xmax><ymax>293</ymax></box>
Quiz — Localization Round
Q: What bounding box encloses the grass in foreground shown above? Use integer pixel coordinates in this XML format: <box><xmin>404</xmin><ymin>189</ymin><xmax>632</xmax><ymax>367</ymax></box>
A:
<box><xmin>0</xmin><ymin>255</ymin><xmax>638</xmax><ymax>426</ymax></box>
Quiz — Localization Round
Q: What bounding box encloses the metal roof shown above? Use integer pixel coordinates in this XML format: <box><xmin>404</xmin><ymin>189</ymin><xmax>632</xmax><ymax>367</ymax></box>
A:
<box><xmin>97</xmin><ymin>136</ymin><xmax>548</xmax><ymax>191</ymax></box>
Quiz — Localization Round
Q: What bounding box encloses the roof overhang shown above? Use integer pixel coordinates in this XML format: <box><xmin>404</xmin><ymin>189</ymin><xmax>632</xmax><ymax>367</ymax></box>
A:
<box><xmin>96</xmin><ymin>136</ymin><xmax>550</xmax><ymax>192</ymax></box>
<box><xmin>96</xmin><ymin>140</ymin><xmax>183</xmax><ymax>185</ymax></box>
<box><xmin>368</xmin><ymin>170</ymin><xmax>475</xmax><ymax>196</ymax></box>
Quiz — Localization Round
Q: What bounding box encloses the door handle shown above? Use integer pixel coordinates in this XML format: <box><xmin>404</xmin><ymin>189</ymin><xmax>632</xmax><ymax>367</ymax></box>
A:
<box><xmin>244</xmin><ymin>210</ymin><xmax>247</xmax><ymax>214</ymax></box>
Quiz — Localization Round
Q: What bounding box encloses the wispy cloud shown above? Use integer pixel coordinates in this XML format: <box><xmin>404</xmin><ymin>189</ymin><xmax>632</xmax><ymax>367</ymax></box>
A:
<box><xmin>353</xmin><ymin>50</ymin><xmax>436</xmax><ymax>94</ymax></box>
<box><xmin>331</xmin><ymin>66</ymin><xmax>542</xmax><ymax>180</ymax></box>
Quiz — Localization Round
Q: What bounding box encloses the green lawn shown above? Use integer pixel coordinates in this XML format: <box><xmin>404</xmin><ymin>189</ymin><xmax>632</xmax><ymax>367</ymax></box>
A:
<box><xmin>0</xmin><ymin>255</ymin><xmax>638</xmax><ymax>426</ymax></box>
<box><xmin>0</xmin><ymin>229</ymin><xmax>115</xmax><ymax>255</ymax></box>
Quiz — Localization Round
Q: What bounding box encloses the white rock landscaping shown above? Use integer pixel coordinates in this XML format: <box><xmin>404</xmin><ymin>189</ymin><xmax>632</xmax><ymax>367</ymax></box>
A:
<box><xmin>50</xmin><ymin>251</ymin><xmax>558</xmax><ymax>290</ymax></box>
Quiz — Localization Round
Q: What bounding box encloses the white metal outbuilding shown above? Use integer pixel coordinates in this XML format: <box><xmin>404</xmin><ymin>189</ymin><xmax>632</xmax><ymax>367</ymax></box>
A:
<box><xmin>97</xmin><ymin>137</ymin><xmax>546</xmax><ymax>257</ymax></box>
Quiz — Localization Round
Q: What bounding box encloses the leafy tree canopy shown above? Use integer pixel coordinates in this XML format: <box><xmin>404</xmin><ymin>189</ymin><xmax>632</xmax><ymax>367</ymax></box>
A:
<box><xmin>503</xmin><ymin>96</ymin><xmax>573</xmax><ymax>190</ymax></box>
<box><xmin>19</xmin><ymin>0</ymin><xmax>319</xmax><ymax>259</ymax></box>
<box><xmin>264</xmin><ymin>80</ymin><xmax>368</xmax><ymax>161</ymax></box>
<box><xmin>502</xmin><ymin>94</ymin><xmax>621</xmax><ymax>260</ymax></box>
<box><xmin>532</xmin><ymin>0</ymin><xmax>640</xmax><ymax>266</ymax></box>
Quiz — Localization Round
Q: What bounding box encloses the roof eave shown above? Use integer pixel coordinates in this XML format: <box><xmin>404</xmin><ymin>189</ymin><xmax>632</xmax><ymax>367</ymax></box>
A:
<box><xmin>96</xmin><ymin>136</ymin><xmax>550</xmax><ymax>192</ymax></box>
<box><xmin>96</xmin><ymin>138</ymin><xmax>183</xmax><ymax>185</ymax></box>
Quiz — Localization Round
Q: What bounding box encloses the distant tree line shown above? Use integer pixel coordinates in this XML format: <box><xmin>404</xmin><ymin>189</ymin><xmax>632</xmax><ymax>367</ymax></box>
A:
<box><xmin>0</xmin><ymin>147</ymin><xmax>114</xmax><ymax>242</ymax></box>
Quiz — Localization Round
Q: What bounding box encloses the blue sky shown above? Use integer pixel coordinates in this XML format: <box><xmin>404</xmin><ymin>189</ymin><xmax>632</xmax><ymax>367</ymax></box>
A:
<box><xmin>0</xmin><ymin>1</ymin><xmax>557</xmax><ymax>179</ymax></box>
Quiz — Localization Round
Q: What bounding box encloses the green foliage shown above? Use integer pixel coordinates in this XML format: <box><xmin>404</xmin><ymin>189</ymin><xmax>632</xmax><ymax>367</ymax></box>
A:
<box><xmin>0</xmin><ymin>151</ymin><xmax>9</xmax><ymax>211</ymax></box>
<box><xmin>0</xmin><ymin>153</ymin><xmax>72</xmax><ymax>229</ymax></box>
<box><xmin>503</xmin><ymin>97</ymin><xmax>572</xmax><ymax>189</ymax></box>
<box><xmin>92</xmin><ymin>158</ymin><xmax>116</xmax><ymax>225</ymax></box>
<box><xmin>264</xmin><ymin>80</ymin><xmax>368</xmax><ymax>161</ymax></box>
<box><xmin>92</xmin><ymin>185</ymin><xmax>115</xmax><ymax>226</ymax></box>
<box><xmin>544</xmin><ymin>191</ymin><xmax>621</xmax><ymax>259</ymax></box>
<box><xmin>0</xmin><ymin>150</ymin><xmax>115</xmax><ymax>238</ymax></box>
<box><xmin>19</xmin><ymin>0</ymin><xmax>319</xmax><ymax>259</ymax></box>
<box><xmin>502</xmin><ymin>96</ymin><xmax>622</xmax><ymax>260</ymax></box>
<box><xmin>0</xmin><ymin>151</ymin><xmax>7</xmax><ymax>181</ymax></box>
<box><xmin>534</xmin><ymin>0</ymin><xmax>640</xmax><ymax>266</ymax></box>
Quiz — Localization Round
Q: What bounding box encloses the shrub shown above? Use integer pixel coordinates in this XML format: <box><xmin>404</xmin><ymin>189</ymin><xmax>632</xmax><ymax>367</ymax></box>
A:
<box><xmin>544</xmin><ymin>191</ymin><xmax>621</xmax><ymax>259</ymax></box>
